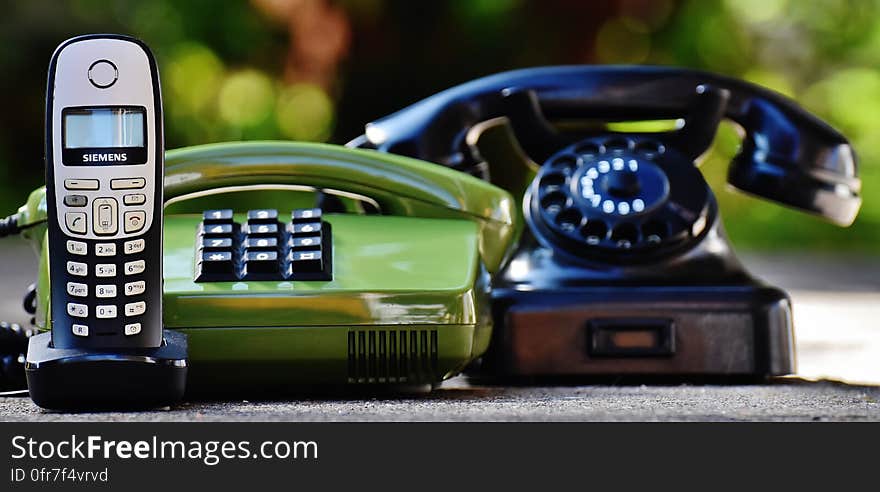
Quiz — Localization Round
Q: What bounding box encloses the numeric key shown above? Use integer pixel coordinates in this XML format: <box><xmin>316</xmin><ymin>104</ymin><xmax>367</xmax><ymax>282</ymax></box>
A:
<box><xmin>201</xmin><ymin>237</ymin><xmax>233</xmax><ymax>250</ymax></box>
<box><xmin>243</xmin><ymin>250</ymin><xmax>279</xmax><ymax>274</ymax></box>
<box><xmin>247</xmin><ymin>209</ymin><xmax>278</xmax><ymax>223</ymax></box>
<box><xmin>203</xmin><ymin>209</ymin><xmax>233</xmax><ymax>224</ymax></box>
<box><xmin>67</xmin><ymin>261</ymin><xmax>87</xmax><ymax>276</ymax></box>
<box><xmin>125</xmin><ymin>260</ymin><xmax>146</xmax><ymax>275</ymax></box>
<box><xmin>66</xmin><ymin>240</ymin><xmax>87</xmax><ymax>256</ymax></box>
<box><xmin>124</xmin><ymin>281</ymin><xmax>146</xmax><ymax>296</ymax></box>
<box><xmin>124</xmin><ymin>239</ymin><xmax>145</xmax><ymax>254</ymax></box>
<box><xmin>66</xmin><ymin>282</ymin><xmax>88</xmax><ymax>297</ymax></box>
<box><xmin>96</xmin><ymin>284</ymin><xmax>117</xmax><ymax>298</ymax></box>
<box><xmin>95</xmin><ymin>243</ymin><xmax>117</xmax><ymax>256</ymax></box>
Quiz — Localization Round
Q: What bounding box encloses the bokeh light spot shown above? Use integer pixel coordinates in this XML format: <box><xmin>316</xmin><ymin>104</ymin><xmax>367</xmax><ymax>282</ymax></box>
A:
<box><xmin>218</xmin><ymin>69</ymin><xmax>275</xmax><ymax>127</ymax></box>
<box><xmin>275</xmin><ymin>84</ymin><xmax>335</xmax><ymax>142</ymax></box>
<box><xmin>724</xmin><ymin>0</ymin><xmax>788</xmax><ymax>24</ymax></box>
<box><xmin>595</xmin><ymin>17</ymin><xmax>651</xmax><ymax>64</ymax></box>
<box><xmin>167</xmin><ymin>43</ymin><xmax>224</xmax><ymax>114</ymax></box>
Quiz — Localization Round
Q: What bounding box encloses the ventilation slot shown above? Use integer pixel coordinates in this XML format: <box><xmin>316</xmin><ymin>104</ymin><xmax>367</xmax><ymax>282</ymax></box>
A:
<box><xmin>348</xmin><ymin>330</ymin><xmax>439</xmax><ymax>384</ymax></box>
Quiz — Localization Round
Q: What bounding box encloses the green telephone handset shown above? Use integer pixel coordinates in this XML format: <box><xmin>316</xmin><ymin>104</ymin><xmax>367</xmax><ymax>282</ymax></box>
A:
<box><xmin>17</xmin><ymin>141</ymin><xmax>517</xmax><ymax>390</ymax></box>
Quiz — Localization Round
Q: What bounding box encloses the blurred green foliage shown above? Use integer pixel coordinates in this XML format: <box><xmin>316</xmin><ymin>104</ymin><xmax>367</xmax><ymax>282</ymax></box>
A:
<box><xmin>0</xmin><ymin>0</ymin><xmax>877</xmax><ymax>251</ymax></box>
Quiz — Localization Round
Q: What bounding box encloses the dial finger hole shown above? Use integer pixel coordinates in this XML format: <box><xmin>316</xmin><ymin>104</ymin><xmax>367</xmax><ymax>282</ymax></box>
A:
<box><xmin>635</xmin><ymin>140</ymin><xmax>665</xmax><ymax>157</ymax></box>
<box><xmin>549</xmin><ymin>155</ymin><xmax>577</xmax><ymax>175</ymax></box>
<box><xmin>603</xmin><ymin>137</ymin><xmax>632</xmax><ymax>153</ymax></box>
<box><xmin>641</xmin><ymin>219</ymin><xmax>668</xmax><ymax>244</ymax></box>
<box><xmin>540</xmin><ymin>191</ymin><xmax>568</xmax><ymax>215</ymax></box>
<box><xmin>555</xmin><ymin>208</ymin><xmax>583</xmax><ymax>234</ymax></box>
<box><xmin>610</xmin><ymin>222</ymin><xmax>639</xmax><ymax>249</ymax></box>
<box><xmin>575</xmin><ymin>142</ymin><xmax>602</xmax><ymax>159</ymax></box>
<box><xmin>580</xmin><ymin>220</ymin><xmax>608</xmax><ymax>245</ymax></box>
<box><xmin>540</xmin><ymin>172</ymin><xmax>567</xmax><ymax>189</ymax></box>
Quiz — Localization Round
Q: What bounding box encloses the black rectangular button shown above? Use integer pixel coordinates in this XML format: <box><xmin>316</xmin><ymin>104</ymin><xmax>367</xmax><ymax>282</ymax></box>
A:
<box><xmin>244</xmin><ymin>237</ymin><xmax>278</xmax><ymax>249</ymax></box>
<box><xmin>202</xmin><ymin>223</ymin><xmax>233</xmax><ymax>236</ymax></box>
<box><xmin>289</xmin><ymin>222</ymin><xmax>322</xmax><ymax>237</ymax></box>
<box><xmin>288</xmin><ymin>250</ymin><xmax>323</xmax><ymax>273</ymax></box>
<box><xmin>247</xmin><ymin>209</ymin><xmax>278</xmax><ymax>223</ymax></box>
<box><xmin>243</xmin><ymin>250</ymin><xmax>279</xmax><ymax>274</ymax></box>
<box><xmin>289</xmin><ymin>235</ymin><xmax>321</xmax><ymax>251</ymax></box>
<box><xmin>203</xmin><ymin>209</ymin><xmax>234</xmax><ymax>224</ymax></box>
<box><xmin>64</xmin><ymin>195</ymin><xmax>88</xmax><ymax>207</ymax></box>
<box><xmin>291</xmin><ymin>208</ymin><xmax>322</xmax><ymax>223</ymax></box>
<box><xmin>244</xmin><ymin>223</ymin><xmax>279</xmax><ymax>236</ymax></box>
<box><xmin>200</xmin><ymin>237</ymin><xmax>233</xmax><ymax>250</ymax></box>
<box><xmin>199</xmin><ymin>251</ymin><xmax>234</xmax><ymax>274</ymax></box>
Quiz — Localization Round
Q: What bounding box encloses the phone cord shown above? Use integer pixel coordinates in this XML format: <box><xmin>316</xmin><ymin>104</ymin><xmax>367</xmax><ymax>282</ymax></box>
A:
<box><xmin>0</xmin><ymin>213</ymin><xmax>35</xmax><ymax>395</ymax></box>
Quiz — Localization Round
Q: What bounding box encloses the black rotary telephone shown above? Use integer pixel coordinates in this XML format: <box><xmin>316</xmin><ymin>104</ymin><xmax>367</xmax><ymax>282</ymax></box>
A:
<box><xmin>350</xmin><ymin>65</ymin><xmax>862</xmax><ymax>380</ymax></box>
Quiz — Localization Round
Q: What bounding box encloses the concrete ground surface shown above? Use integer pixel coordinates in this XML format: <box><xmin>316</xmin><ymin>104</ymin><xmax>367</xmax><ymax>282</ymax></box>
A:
<box><xmin>0</xmin><ymin>239</ymin><xmax>878</xmax><ymax>421</ymax></box>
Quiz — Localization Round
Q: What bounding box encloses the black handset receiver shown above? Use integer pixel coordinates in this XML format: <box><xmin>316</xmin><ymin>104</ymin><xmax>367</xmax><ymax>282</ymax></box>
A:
<box><xmin>353</xmin><ymin>65</ymin><xmax>860</xmax><ymax>226</ymax></box>
<box><xmin>351</xmin><ymin>65</ymin><xmax>862</xmax><ymax>380</ymax></box>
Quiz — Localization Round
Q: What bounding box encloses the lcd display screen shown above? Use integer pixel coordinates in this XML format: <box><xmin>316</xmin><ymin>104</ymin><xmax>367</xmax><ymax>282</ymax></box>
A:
<box><xmin>64</xmin><ymin>107</ymin><xmax>145</xmax><ymax>149</ymax></box>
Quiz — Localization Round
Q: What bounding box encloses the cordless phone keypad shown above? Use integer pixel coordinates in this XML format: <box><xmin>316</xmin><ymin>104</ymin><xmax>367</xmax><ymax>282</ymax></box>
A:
<box><xmin>194</xmin><ymin>208</ymin><xmax>333</xmax><ymax>282</ymax></box>
<box><xmin>59</xmin><ymin>177</ymin><xmax>152</xmax><ymax>338</ymax></box>
<box><xmin>62</xmin><ymin>233</ymin><xmax>151</xmax><ymax>337</ymax></box>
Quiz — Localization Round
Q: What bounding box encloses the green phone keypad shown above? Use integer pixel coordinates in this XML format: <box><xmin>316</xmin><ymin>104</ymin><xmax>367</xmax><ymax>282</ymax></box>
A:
<box><xmin>194</xmin><ymin>208</ymin><xmax>332</xmax><ymax>282</ymax></box>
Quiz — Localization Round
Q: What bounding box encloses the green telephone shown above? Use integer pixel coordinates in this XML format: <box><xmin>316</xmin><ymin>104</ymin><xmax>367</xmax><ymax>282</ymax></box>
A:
<box><xmin>11</xmin><ymin>141</ymin><xmax>517</xmax><ymax>392</ymax></box>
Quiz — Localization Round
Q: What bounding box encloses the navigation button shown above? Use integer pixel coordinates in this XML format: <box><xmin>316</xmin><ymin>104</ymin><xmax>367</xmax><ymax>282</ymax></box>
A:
<box><xmin>92</xmin><ymin>197</ymin><xmax>118</xmax><ymax>235</ymax></box>
<box><xmin>64</xmin><ymin>195</ymin><xmax>87</xmax><ymax>207</ymax></box>
<box><xmin>111</xmin><ymin>177</ymin><xmax>145</xmax><ymax>190</ymax></box>
<box><xmin>65</xmin><ymin>212</ymin><xmax>87</xmax><ymax>235</ymax></box>
<box><xmin>123</xmin><ymin>194</ymin><xmax>146</xmax><ymax>205</ymax></box>
<box><xmin>124</xmin><ymin>210</ymin><xmax>146</xmax><ymax>233</ymax></box>
<box><xmin>64</xmin><ymin>179</ymin><xmax>99</xmax><ymax>190</ymax></box>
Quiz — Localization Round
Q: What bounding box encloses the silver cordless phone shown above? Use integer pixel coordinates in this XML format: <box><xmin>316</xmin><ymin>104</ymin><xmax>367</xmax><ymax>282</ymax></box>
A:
<box><xmin>45</xmin><ymin>34</ymin><xmax>163</xmax><ymax>350</ymax></box>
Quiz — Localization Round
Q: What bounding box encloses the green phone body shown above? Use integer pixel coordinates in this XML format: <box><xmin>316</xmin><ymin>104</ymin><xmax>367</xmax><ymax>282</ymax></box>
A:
<box><xmin>17</xmin><ymin>142</ymin><xmax>517</xmax><ymax>391</ymax></box>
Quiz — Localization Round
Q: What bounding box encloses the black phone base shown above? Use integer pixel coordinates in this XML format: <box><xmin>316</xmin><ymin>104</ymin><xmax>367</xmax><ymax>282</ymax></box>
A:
<box><xmin>479</xmin><ymin>285</ymin><xmax>794</xmax><ymax>381</ymax></box>
<box><xmin>24</xmin><ymin>330</ymin><xmax>188</xmax><ymax>410</ymax></box>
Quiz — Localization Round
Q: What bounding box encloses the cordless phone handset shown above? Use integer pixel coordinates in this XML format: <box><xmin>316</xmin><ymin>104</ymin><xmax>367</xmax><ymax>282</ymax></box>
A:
<box><xmin>45</xmin><ymin>34</ymin><xmax>163</xmax><ymax>349</ymax></box>
<box><xmin>26</xmin><ymin>35</ymin><xmax>185</xmax><ymax>409</ymax></box>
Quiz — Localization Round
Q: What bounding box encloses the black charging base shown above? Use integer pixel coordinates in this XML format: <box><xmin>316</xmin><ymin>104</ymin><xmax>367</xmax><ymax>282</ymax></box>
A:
<box><xmin>24</xmin><ymin>330</ymin><xmax>188</xmax><ymax>410</ymax></box>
